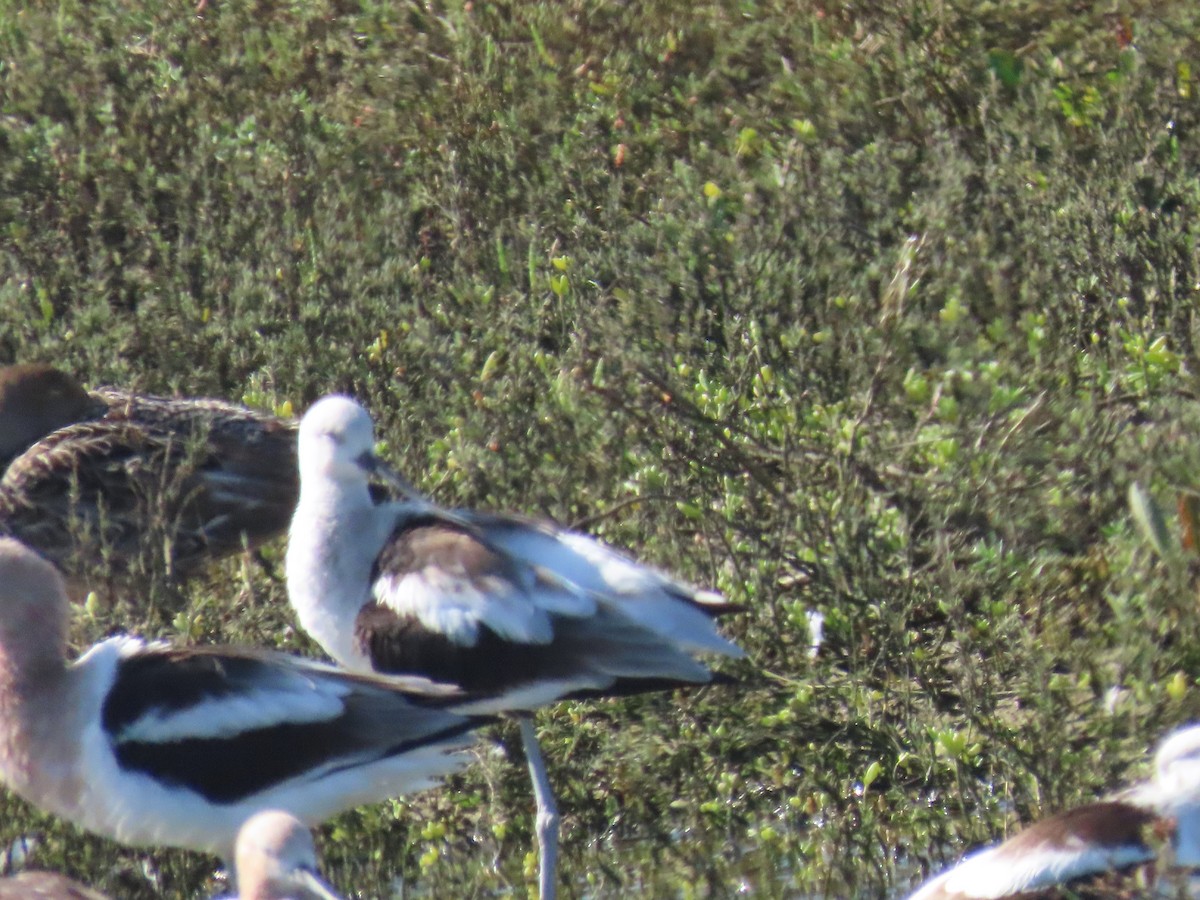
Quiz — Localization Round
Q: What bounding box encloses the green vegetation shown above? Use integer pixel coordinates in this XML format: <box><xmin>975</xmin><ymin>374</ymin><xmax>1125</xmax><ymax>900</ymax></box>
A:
<box><xmin>3</xmin><ymin>0</ymin><xmax>1200</xmax><ymax>896</ymax></box>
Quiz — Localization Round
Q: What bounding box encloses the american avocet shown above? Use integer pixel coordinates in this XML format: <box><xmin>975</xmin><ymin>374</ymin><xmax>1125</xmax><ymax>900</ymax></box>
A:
<box><xmin>285</xmin><ymin>395</ymin><xmax>746</xmax><ymax>899</ymax></box>
<box><xmin>906</xmin><ymin>723</ymin><xmax>1200</xmax><ymax>899</ymax></box>
<box><xmin>0</xmin><ymin>537</ymin><xmax>490</xmax><ymax>863</ymax></box>
<box><xmin>0</xmin><ymin>871</ymin><xmax>110</xmax><ymax>899</ymax></box>
<box><xmin>0</xmin><ymin>364</ymin><xmax>298</xmax><ymax>593</ymax></box>
<box><xmin>227</xmin><ymin>810</ymin><xmax>341</xmax><ymax>900</ymax></box>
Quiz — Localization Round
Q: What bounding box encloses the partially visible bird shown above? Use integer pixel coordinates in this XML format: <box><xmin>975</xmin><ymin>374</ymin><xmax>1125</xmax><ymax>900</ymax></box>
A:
<box><xmin>228</xmin><ymin>810</ymin><xmax>341</xmax><ymax>900</ymax></box>
<box><xmin>907</xmin><ymin>723</ymin><xmax>1200</xmax><ymax>899</ymax></box>
<box><xmin>0</xmin><ymin>365</ymin><xmax>106</xmax><ymax>467</ymax></box>
<box><xmin>0</xmin><ymin>871</ymin><xmax>110</xmax><ymax>900</ymax></box>
<box><xmin>286</xmin><ymin>394</ymin><xmax>746</xmax><ymax>900</ymax></box>
<box><xmin>0</xmin><ymin>813</ymin><xmax>342</xmax><ymax>900</ymax></box>
<box><xmin>0</xmin><ymin>364</ymin><xmax>298</xmax><ymax>594</ymax></box>
<box><xmin>0</xmin><ymin>536</ymin><xmax>490</xmax><ymax>863</ymax></box>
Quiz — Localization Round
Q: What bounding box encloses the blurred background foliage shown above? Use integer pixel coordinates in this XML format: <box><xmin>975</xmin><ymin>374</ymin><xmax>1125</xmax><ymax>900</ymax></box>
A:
<box><xmin>3</xmin><ymin>0</ymin><xmax>1200</xmax><ymax>896</ymax></box>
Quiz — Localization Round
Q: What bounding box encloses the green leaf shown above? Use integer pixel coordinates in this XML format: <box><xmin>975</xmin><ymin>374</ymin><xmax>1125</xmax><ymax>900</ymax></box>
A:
<box><xmin>987</xmin><ymin>49</ymin><xmax>1023</xmax><ymax>87</ymax></box>
<box><xmin>1128</xmin><ymin>481</ymin><xmax>1175</xmax><ymax>559</ymax></box>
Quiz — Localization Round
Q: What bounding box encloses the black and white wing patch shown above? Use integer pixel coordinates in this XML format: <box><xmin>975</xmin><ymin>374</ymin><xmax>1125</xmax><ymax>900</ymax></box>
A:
<box><xmin>359</xmin><ymin>511</ymin><xmax>712</xmax><ymax>704</ymax></box>
<box><xmin>102</xmin><ymin>644</ymin><xmax>477</xmax><ymax>805</ymax></box>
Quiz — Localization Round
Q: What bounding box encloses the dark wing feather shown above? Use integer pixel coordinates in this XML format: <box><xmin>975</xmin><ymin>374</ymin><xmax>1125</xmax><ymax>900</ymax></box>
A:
<box><xmin>355</xmin><ymin>599</ymin><xmax>712</xmax><ymax>702</ymax></box>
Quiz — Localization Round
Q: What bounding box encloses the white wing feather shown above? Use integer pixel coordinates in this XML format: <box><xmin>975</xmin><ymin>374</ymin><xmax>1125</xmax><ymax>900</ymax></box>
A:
<box><xmin>483</xmin><ymin>521</ymin><xmax>744</xmax><ymax>658</ymax></box>
<box><xmin>118</xmin><ymin>685</ymin><xmax>348</xmax><ymax>744</ymax></box>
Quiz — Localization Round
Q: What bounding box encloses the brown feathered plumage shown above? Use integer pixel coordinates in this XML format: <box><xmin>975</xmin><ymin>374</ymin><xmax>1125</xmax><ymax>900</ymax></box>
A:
<box><xmin>0</xmin><ymin>364</ymin><xmax>298</xmax><ymax>594</ymax></box>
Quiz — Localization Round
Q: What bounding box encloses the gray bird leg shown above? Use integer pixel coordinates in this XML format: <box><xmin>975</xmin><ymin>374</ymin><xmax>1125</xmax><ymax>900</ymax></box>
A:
<box><xmin>519</xmin><ymin>715</ymin><xmax>559</xmax><ymax>900</ymax></box>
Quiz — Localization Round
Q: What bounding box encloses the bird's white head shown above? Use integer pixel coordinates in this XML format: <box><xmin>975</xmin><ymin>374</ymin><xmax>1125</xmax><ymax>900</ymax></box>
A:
<box><xmin>296</xmin><ymin>395</ymin><xmax>380</xmax><ymax>489</ymax></box>
<box><xmin>296</xmin><ymin>395</ymin><xmax>422</xmax><ymax>503</ymax></box>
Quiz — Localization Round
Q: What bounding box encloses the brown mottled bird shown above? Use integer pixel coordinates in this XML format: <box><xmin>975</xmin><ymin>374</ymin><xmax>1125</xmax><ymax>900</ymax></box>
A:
<box><xmin>0</xmin><ymin>364</ymin><xmax>298</xmax><ymax>595</ymax></box>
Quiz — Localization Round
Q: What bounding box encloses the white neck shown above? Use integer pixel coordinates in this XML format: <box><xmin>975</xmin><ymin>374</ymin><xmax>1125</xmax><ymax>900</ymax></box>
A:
<box><xmin>286</xmin><ymin>478</ymin><xmax>387</xmax><ymax>671</ymax></box>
